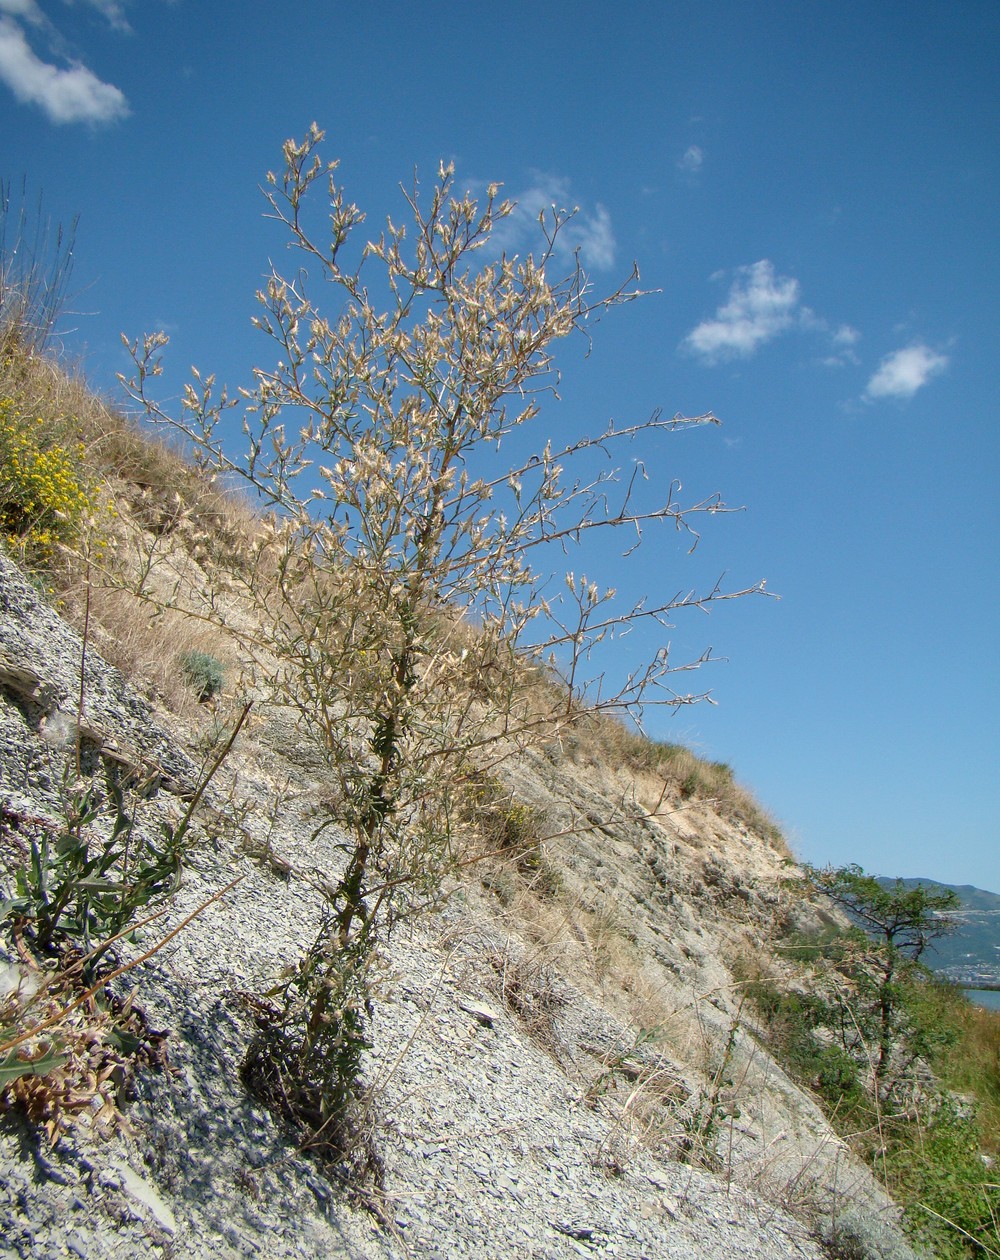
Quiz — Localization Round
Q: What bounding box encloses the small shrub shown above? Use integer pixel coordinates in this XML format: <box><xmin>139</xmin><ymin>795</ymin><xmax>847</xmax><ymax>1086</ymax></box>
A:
<box><xmin>1</xmin><ymin>706</ymin><xmax>249</xmax><ymax>1145</ymax></box>
<box><xmin>3</xmin><ymin>768</ymin><xmax>185</xmax><ymax>978</ymax></box>
<box><xmin>887</xmin><ymin>1101</ymin><xmax>1000</xmax><ymax>1259</ymax></box>
<box><xmin>0</xmin><ymin>398</ymin><xmax>97</xmax><ymax>560</ymax></box>
<box><xmin>498</xmin><ymin>800</ymin><xmax>542</xmax><ymax>853</ymax></box>
<box><xmin>463</xmin><ymin>774</ymin><xmax>556</xmax><ymax>887</ymax></box>
<box><xmin>179</xmin><ymin>649</ymin><xmax>225</xmax><ymax>701</ymax></box>
<box><xmin>494</xmin><ymin>800</ymin><xmax>557</xmax><ymax>887</ymax></box>
<box><xmin>124</xmin><ymin>126</ymin><xmax>765</xmax><ymax>1181</ymax></box>
<box><xmin>488</xmin><ymin>945</ymin><xmax>567</xmax><ymax>1044</ymax></box>
<box><xmin>675</xmin><ymin>1009</ymin><xmax>742</xmax><ymax>1169</ymax></box>
<box><xmin>776</xmin><ymin>922</ymin><xmax>854</xmax><ymax>964</ymax></box>
<box><xmin>2</xmin><ymin>707</ymin><xmax>249</xmax><ymax>978</ymax></box>
<box><xmin>742</xmin><ymin>972</ymin><xmax>869</xmax><ymax>1127</ymax></box>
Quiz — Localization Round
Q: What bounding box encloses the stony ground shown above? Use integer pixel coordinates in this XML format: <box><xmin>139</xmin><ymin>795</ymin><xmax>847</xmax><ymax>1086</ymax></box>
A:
<box><xmin>0</xmin><ymin>554</ymin><xmax>922</xmax><ymax>1260</ymax></box>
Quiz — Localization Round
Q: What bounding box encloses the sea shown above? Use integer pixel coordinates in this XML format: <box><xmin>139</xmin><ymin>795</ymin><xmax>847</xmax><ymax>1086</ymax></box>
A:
<box><xmin>964</xmin><ymin>989</ymin><xmax>1000</xmax><ymax>1012</ymax></box>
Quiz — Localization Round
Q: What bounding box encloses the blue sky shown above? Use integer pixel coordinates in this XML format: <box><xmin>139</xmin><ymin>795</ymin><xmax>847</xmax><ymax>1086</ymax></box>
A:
<box><xmin>2</xmin><ymin>1</ymin><xmax>997</xmax><ymax>890</ymax></box>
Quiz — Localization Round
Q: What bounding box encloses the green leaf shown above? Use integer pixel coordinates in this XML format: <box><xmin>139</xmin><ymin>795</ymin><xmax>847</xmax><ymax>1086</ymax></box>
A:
<box><xmin>76</xmin><ymin>877</ymin><xmax>127</xmax><ymax>893</ymax></box>
<box><xmin>0</xmin><ymin>1041</ymin><xmax>67</xmax><ymax>1087</ymax></box>
<box><xmin>0</xmin><ymin>896</ymin><xmax>26</xmax><ymax>925</ymax></box>
<box><xmin>103</xmin><ymin>1024</ymin><xmax>143</xmax><ymax>1056</ymax></box>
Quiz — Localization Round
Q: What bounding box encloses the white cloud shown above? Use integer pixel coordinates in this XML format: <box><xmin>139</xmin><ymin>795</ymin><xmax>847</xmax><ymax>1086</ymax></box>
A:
<box><xmin>75</xmin><ymin>0</ymin><xmax>131</xmax><ymax>33</ymax></box>
<box><xmin>0</xmin><ymin>10</ymin><xmax>127</xmax><ymax>122</ymax></box>
<box><xmin>682</xmin><ymin>259</ymin><xmax>801</xmax><ymax>362</ymax></box>
<box><xmin>490</xmin><ymin>172</ymin><xmax>616</xmax><ymax>271</ymax></box>
<box><xmin>0</xmin><ymin>0</ymin><xmax>42</xmax><ymax>18</ymax></box>
<box><xmin>818</xmin><ymin>323</ymin><xmax>862</xmax><ymax>367</ymax></box>
<box><xmin>0</xmin><ymin>0</ymin><xmax>45</xmax><ymax>22</ymax></box>
<box><xmin>682</xmin><ymin>262</ymin><xmax>864</xmax><ymax>367</ymax></box>
<box><xmin>560</xmin><ymin>202</ymin><xmax>615</xmax><ymax>270</ymax></box>
<box><xmin>677</xmin><ymin>145</ymin><xmax>703</xmax><ymax>174</ymax></box>
<box><xmin>863</xmin><ymin>343</ymin><xmax>949</xmax><ymax>401</ymax></box>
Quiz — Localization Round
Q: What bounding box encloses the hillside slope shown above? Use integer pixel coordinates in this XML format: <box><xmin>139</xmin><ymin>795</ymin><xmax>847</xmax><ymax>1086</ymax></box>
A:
<box><xmin>0</xmin><ymin>545</ymin><xmax>918</xmax><ymax>1260</ymax></box>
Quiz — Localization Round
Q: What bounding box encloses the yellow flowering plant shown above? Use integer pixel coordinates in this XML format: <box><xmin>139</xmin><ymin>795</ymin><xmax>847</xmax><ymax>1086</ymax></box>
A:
<box><xmin>0</xmin><ymin>398</ymin><xmax>97</xmax><ymax>560</ymax></box>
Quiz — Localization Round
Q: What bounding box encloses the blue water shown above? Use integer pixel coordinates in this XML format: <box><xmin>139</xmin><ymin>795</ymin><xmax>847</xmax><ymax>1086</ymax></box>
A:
<box><xmin>964</xmin><ymin>989</ymin><xmax>1000</xmax><ymax>1011</ymax></box>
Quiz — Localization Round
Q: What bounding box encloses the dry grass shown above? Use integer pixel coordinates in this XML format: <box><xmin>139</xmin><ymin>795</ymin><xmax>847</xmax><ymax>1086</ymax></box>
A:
<box><xmin>566</xmin><ymin>712</ymin><xmax>790</xmax><ymax>856</ymax></box>
<box><xmin>0</xmin><ymin>948</ymin><xmax>167</xmax><ymax>1145</ymax></box>
<box><xmin>589</xmin><ymin>1043</ymin><xmax>692</xmax><ymax>1173</ymax></box>
<box><xmin>1</xmin><ymin>348</ymin><xmax>238</xmax><ymax>529</ymax></box>
<box><xmin>493</xmin><ymin>889</ymin><xmax>737</xmax><ymax>1175</ymax></box>
<box><xmin>1</xmin><ymin>341</ymin><xmax>264</xmax><ymax>719</ymax></box>
<box><xmin>480</xmin><ymin>833</ymin><xmax>738</xmax><ymax>1089</ymax></box>
<box><xmin>57</xmin><ymin>577</ymin><xmax>240</xmax><ymax>718</ymax></box>
<box><xmin>468</xmin><ymin>781</ymin><xmax>791</xmax><ymax>1185</ymax></box>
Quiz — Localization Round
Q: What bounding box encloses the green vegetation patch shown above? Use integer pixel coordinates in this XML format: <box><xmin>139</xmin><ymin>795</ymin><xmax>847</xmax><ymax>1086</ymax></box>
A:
<box><xmin>179</xmin><ymin>650</ymin><xmax>226</xmax><ymax>701</ymax></box>
<box><xmin>748</xmin><ymin>870</ymin><xmax>1000</xmax><ymax>1258</ymax></box>
<box><xmin>0</xmin><ymin>397</ymin><xmax>99</xmax><ymax>561</ymax></box>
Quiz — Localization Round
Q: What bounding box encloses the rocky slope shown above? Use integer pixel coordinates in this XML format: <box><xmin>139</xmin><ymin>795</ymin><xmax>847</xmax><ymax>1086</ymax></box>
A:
<box><xmin>0</xmin><ymin>551</ymin><xmax>921</xmax><ymax>1260</ymax></box>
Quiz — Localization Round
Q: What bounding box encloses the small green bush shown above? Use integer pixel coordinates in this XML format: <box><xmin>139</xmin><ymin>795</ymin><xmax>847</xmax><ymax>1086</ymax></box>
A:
<box><xmin>2</xmin><ymin>768</ymin><xmax>185</xmax><ymax>976</ymax></box>
<box><xmin>0</xmin><ymin>397</ymin><xmax>98</xmax><ymax>560</ymax></box>
<box><xmin>888</xmin><ymin>1101</ymin><xmax>1000</xmax><ymax>1260</ymax></box>
<box><xmin>499</xmin><ymin>801</ymin><xmax>544</xmax><ymax>856</ymax></box>
<box><xmin>743</xmin><ymin>976</ymin><xmax>867</xmax><ymax>1114</ymax></box>
<box><xmin>179</xmin><ymin>650</ymin><xmax>225</xmax><ymax>701</ymax></box>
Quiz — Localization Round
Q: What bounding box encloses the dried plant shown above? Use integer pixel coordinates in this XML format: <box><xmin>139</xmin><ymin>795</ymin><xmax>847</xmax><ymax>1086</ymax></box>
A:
<box><xmin>0</xmin><ymin>179</ymin><xmax>76</xmax><ymax>361</ymax></box>
<box><xmin>1</xmin><ymin>881</ymin><xmax>240</xmax><ymax>1145</ymax></box>
<box><xmin>122</xmin><ymin>124</ymin><xmax>765</xmax><ymax>1175</ymax></box>
<box><xmin>0</xmin><ymin>951</ymin><xmax>158</xmax><ymax>1144</ymax></box>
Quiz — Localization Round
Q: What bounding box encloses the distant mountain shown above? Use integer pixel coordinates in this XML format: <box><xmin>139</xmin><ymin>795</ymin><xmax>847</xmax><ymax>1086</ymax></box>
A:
<box><xmin>876</xmin><ymin>876</ymin><xmax>1000</xmax><ymax>987</ymax></box>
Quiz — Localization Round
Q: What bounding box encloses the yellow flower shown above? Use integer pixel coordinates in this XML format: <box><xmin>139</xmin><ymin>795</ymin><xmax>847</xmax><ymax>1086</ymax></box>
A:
<box><xmin>0</xmin><ymin>396</ymin><xmax>105</xmax><ymax>562</ymax></box>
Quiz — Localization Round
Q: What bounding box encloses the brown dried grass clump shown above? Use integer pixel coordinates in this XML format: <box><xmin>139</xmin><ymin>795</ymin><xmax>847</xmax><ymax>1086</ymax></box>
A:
<box><xmin>1</xmin><ymin>951</ymin><xmax>166</xmax><ymax>1145</ymax></box>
